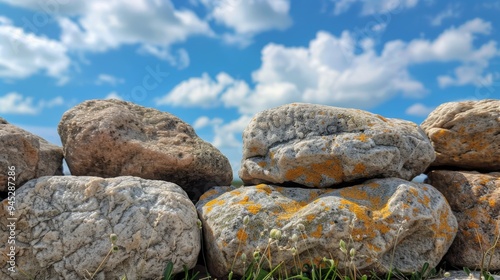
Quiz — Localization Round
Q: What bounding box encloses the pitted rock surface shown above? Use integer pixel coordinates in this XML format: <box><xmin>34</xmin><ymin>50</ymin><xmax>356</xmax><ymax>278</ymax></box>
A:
<box><xmin>0</xmin><ymin>176</ymin><xmax>200</xmax><ymax>280</ymax></box>
<box><xmin>421</xmin><ymin>99</ymin><xmax>500</xmax><ymax>171</ymax></box>
<box><xmin>58</xmin><ymin>99</ymin><xmax>232</xmax><ymax>201</ymax></box>
<box><xmin>0</xmin><ymin>117</ymin><xmax>63</xmax><ymax>192</ymax></box>
<box><xmin>239</xmin><ymin>103</ymin><xmax>435</xmax><ymax>187</ymax></box>
<box><xmin>197</xmin><ymin>178</ymin><xmax>457</xmax><ymax>277</ymax></box>
<box><xmin>427</xmin><ymin>170</ymin><xmax>500</xmax><ymax>270</ymax></box>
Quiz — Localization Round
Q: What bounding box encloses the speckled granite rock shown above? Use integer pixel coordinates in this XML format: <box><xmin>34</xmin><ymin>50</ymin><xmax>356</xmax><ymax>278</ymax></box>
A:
<box><xmin>239</xmin><ymin>103</ymin><xmax>435</xmax><ymax>187</ymax></box>
<box><xmin>421</xmin><ymin>99</ymin><xmax>500</xmax><ymax>171</ymax></box>
<box><xmin>58</xmin><ymin>99</ymin><xmax>232</xmax><ymax>201</ymax></box>
<box><xmin>0</xmin><ymin>176</ymin><xmax>200</xmax><ymax>279</ymax></box>
<box><xmin>197</xmin><ymin>178</ymin><xmax>457</xmax><ymax>277</ymax></box>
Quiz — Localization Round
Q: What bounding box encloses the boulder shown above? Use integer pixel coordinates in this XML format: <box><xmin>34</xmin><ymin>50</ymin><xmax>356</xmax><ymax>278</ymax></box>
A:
<box><xmin>196</xmin><ymin>178</ymin><xmax>457</xmax><ymax>277</ymax></box>
<box><xmin>426</xmin><ymin>170</ymin><xmax>500</xmax><ymax>270</ymax></box>
<box><xmin>57</xmin><ymin>99</ymin><xmax>232</xmax><ymax>201</ymax></box>
<box><xmin>239</xmin><ymin>103</ymin><xmax>435</xmax><ymax>187</ymax></box>
<box><xmin>421</xmin><ymin>99</ymin><xmax>500</xmax><ymax>171</ymax></box>
<box><xmin>0</xmin><ymin>117</ymin><xmax>63</xmax><ymax>192</ymax></box>
<box><xmin>0</xmin><ymin>176</ymin><xmax>200</xmax><ymax>280</ymax></box>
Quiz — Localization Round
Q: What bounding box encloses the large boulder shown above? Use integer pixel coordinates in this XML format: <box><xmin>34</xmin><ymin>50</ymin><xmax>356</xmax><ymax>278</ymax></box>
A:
<box><xmin>426</xmin><ymin>170</ymin><xmax>500</xmax><ymax>270</ymax></box>
<box><xmin>0</xmin><ymin>176</ymin><xmax>200</xmax><ymax>279</ymax></box>
<box><xmin>58</xmin><ymin>99</ymin><xmax>232</xmax><ymax>201</ymax></box>
<box><xmin>421</xmin><ymin>99</ymin><xmax>500</xmax><ymax>171</ymax></box>
<box><xmin>197</xmin><ymin>178</ymin><xmax>457</xmax><ymax>277</ymax></box>
<box><xmin>239</xmin><ymin>103</ymin><xmax>435</xmax><ymax>187</ymax></box>
<box><xmin>0</xmin><ymin>117</ymin><xmax>63</xmax><ymax>192</ymax></box>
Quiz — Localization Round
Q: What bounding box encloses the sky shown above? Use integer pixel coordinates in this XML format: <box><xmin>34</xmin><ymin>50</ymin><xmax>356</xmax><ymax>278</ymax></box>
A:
<box><xmin>0</xmin><ymin>0</ymin><xmax>499</xmax><ymax>179</ymax></box>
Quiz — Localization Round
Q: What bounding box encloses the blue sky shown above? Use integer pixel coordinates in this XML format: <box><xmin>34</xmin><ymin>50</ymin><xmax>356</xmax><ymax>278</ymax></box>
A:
<box><xmin>1</xmin><ymin>0</ymin><xmax>499</xmax><ymax>178</ymax></box>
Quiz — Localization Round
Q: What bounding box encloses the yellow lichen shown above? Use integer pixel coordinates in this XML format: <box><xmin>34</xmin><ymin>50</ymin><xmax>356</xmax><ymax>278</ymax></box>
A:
<box><xmin>285</xmin><ymin>158</ymin><xmax>343</xmax><ymax>185</ymax></box>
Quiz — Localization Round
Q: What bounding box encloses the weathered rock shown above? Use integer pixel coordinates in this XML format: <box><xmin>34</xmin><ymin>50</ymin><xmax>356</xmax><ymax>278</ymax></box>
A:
<box><xmin>58</xmin><ymin>99</ymin><xmax>232</xmax><ymax>201</ymax></box>
<box><xmin>197</xmin><ymin>178</ymin><xmax>457</xmax><ymax>277</ymax></box>
<box><xmin>0</xmin><ymin>117</ymin><xmax>63</xmax><ymax>192</ymax></box>
<box><xmin>0</xmin><ymin>176</ymin><xmax>200</xmax><ymax>280</ymax></box>
<box><xmin>239</xmin><ymin>103</ymin><xmax>435</xmax><ymax>187</ymax></box>
<box><xmin>426</xmin><ymin>170</ymin><xmax>500</xmax><ymax>270</ymax></box>
<box><xmin>421</xmin><ymin>99</ymin><xmax>500</xmax><ymax>171</ymax></box>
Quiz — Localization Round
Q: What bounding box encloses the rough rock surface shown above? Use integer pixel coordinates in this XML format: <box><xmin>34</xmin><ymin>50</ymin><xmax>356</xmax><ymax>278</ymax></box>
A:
<box><xmin>0</xmin><ymin>176</ymin><xmax>200</xmax><ymax>280</ymax></box>
<box><xmin>421</xmin><ymin>99</ymin><xmax>500</xmax><ymax>171</ymax></box>
<box><xmin>239</xmin><ymin>103</ymin><xmax>435</xmax><ymax>187</ymax></box>
<box><xmin>426</xmin><ymin>170</ymin><xmax>500</xmax><ymax>270</ymax></box>
<box><xmin>0</xmin><ymin>117</ymin><xmax>63</xmax><ymax>192</ymax></box>
<box><xmin>58</xmin><ymin>99</ymin><xmax>232</xmax><ymax>201</ymax></box>
<box><xmin>197</xmin><ymin>178</ymin><xmax>457</xmax><ymax>277</ymax></box>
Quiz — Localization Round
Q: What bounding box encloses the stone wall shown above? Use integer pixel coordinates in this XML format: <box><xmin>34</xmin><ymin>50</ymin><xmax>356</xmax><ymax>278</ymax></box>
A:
<box><xmin>0</xmin><ymin>99</ymin><xmax>498</xmax><ymax>279</ymax></box>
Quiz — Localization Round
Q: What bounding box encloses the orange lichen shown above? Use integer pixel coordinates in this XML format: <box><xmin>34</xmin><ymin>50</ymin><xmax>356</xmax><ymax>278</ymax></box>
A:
<box><xmin>306</xmin><ymin>214</ymin><xmax>316</xmax><ymax>222</ymax></box>
<box><xmin>376</xmin><ymin>115</ymin><xmax>388</xmax><ymax>122</ymax></box>
<box><xmin>357</xmin><ymin>134</ymin><xmax>369</xmax><ymax>142</ymax></box>
<box><xmin>204</xmin><ymin>198</ymin><xmax>225</xmax><ymax>213</ymax></box>
<box><xmin>237</xmin><ymin>228</ymin><xmax>248</xmax><ymax>242</ymax></box>
<box><xmin>199</xmin><ymin>189</ymin><xmax>220</xmax><ymax>201</ymax></box>
<box><xmin>285</xmin><ymin>158</ymin><xmax>343</xmax><ymax>185</ymax></box>
<box><xmin>255</xmin><ymin>184</ymin><xmax>272</xmax><ymax>194</ymax></box>
<box><xmin>352</xmin><ymin>163</ymin><xmax>366</xmax><ymax>175</ymax></box>
<box><xmin>247</xmin><ymin>204</ymin><xmax>262</xmax><ymax>214</ymax></box>
<box><xmin>310</xmin><ymin>224</ymin><xmax>323</xmax><ymax>238</ymax></box>
<box><xmin>258</xmin><ymin>161</ymin><xmax>267</xmax><ymax>167</ymax></box>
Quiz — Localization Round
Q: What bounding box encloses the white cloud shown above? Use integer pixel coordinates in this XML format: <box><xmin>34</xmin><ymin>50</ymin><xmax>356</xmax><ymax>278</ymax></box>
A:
<box><xmin>158</xmin><ymin>18</ymin><xmax>499</xmax><ymax>116</ymax></box>
<box><xmin>0</xmin><ymin>16</ymin><xmax>70</xmax><ymax>81</ymax></box>
<box><xmin>193</xmin><ymin>116</ymin><xmax>224</xmax><ymax>129</ymax></box>
<box><xmin>331</xmin><ymin>0</ymin><xmax>419</xmax><ymax>15</ymax></box>
<box><xmin>430</xmin><ymin>4</ymin><xmax>460</xmax><ymax>26</ymax></box>
<box><xmin>0</xmin><ymin>0</ymin><xmax>211</xmax><ymax>68</ymax></box>
<box><xmin>57</xmin><ymin>1</ymin><xmax>212</xmax><ymax>52</ymax></box>
<box><xmin>405</xmin><ymin>103</ymin><xmax>435</xmax><ymax>117</ymax></box>
<box><xmin>96</xmin><ymin>74</ymin><xmax>125</xmax><ymax>86</ymax></box>
<box><xmin>0</xmin><ymin>92</ymin><xmax>65</xmax><ymax>115</ymax></box>
<box><xmin>104</xmin><ymin>92</ymin><xmax>124</xmax><ymax>100</ymax></box>
<box><xmin>202</xmin><ymin>0</ymin><xmax>291</xmax><ymax>33</ymax></box>
<box><xmin>156</xmin><ymin>72</ymin><xmax>237</xmax><ymax>107</ymax></box>
<box><xmin>137</xmin><ymin>46</ymin><xmax>190</xmax><ymax>69</ymax></box>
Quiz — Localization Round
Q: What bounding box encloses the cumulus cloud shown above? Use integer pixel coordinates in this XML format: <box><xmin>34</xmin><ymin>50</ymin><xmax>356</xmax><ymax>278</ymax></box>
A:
<box><xmin>158</xmin><ymin>18</ymin><xmax>499</xmax><ymax>116</ymax></box>
<box><xmin>155</xmin><ymin>72</ymin><xmax>237</xmax><ymax>107</ymax></box>
<box><xmin>405</xmin><ymin>103</ymin><xmax>435</xmax><ymax>117</ymax></box>
<box><xmin>330</xmin><ymin>0</ymin><xmax>419</xmax><ymax>15</ymax></box>
<box><xmin>0</xmin><ymin>92</ymin><xmax>65</xmax><ymax>115</ymax></box>
<box><xmin>0</xmin><ymin>16</ymin><xmax>70</xmax><ymax>81</ymax></box>
<box><xmin>0</xmin><ymin>0</ymin><xmax>211</xmax><ymax>68</ymax></box>
<box><xmin>200</xmin><ymin>0</ymin><xmax>292</xmax><ymax>45</ymax></box>
<box><xmin>193</xmin><ymin>116</ymin><xmax>224</xmax><ymax>129</ymax></box>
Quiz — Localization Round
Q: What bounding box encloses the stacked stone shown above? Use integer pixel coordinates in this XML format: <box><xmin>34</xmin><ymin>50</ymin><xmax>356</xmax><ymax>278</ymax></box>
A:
<box><xmin>421</xmin><ymin>99</ymin><xmax>500</xmax><ymax>270</ymax></box>
<box><xmin>196</xmin><ymin>103</ymin><xmax>458</xmax><ymax>278</ymax></box>
<box><xmin>0</xmin><ymin>99</ymin><xmax>233</xmax><ymax>279</ymax></box>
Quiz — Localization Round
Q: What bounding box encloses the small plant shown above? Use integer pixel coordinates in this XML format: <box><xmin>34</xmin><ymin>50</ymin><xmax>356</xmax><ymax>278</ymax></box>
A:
<box><xmin>84</xmin><ymin>233</ymin><xmax>119</xmax><ymax>279</ymax></box>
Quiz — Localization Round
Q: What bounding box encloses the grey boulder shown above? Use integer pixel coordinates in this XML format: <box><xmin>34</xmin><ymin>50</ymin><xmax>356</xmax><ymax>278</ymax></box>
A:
<box><xmin>0</xmin><ymin>176</ymin><xmax>200</xmax><ymax>279</ymax></box>
<box><xmin>239</xmin><ymin>103</ymin><xmax>435</xmax><ymax>187</ymax></box>
<box><xmin>197</xmin><ymin>178</ymin><xmax>457</xmax><ymax>277</ymax></box>
<box><xmin>421</xmin><ymin>99</ymin><xmax>500</xmax><ymax>171</ymax></box>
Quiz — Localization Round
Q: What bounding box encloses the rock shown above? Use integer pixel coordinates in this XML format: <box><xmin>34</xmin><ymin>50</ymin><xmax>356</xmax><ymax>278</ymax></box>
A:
<box><xmin>239</xmin><ymin>103</ymin><xmax>435</xmax><ymax>187</ymax></box>
<box><xmin>0</xmin><ymin>117</ymin><xmax>63</xmax><ymax>192</ymax></box>
<box><xmin>421</xmin><ymin>99</ymin><xmax>500</xmax><ymax>171</ymax></box>
<box><xmin>426</xmin><ymin>170</ymin><xmax>500</xmax><ymax>270</ymax></box>
<box><xmin>0</xmin><ymin>176</ymin><xmax>200</xmax><ymax>280</ymax></box>
<box><xmin>196</xmin><ymin>178</ymin><xmax>457</xmax><ymax>277</ymax></box>
<box><xmin>57</xmin><ymin>99</ymin><xmax>232</xmax><ymax>201</ymax></box>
